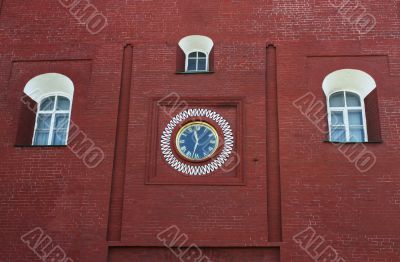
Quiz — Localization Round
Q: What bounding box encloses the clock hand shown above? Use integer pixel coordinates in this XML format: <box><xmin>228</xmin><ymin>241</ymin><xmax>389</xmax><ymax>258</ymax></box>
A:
<box><xmin>193</xmin><ymin>143</ymin><xmax>198</xmax><ymax>155</ymax></box>
<box><xmin>193</xmin><ymin>130</ymin><xmax>199</xmax><ymax>155</ymax></box>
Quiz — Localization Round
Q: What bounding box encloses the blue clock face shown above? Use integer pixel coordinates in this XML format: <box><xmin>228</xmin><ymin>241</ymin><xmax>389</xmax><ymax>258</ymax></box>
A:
<box><xmin>176</xmin><ymin>122</ymin><xmax>219</xmax><ymax>161</ymax></box>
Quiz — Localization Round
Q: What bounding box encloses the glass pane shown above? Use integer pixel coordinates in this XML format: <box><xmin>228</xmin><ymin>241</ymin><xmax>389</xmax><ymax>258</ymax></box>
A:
<box><xmin>39</xmin><ymin>96</ymin><xmax>55</xmax><ymax>111</ymax></box>
<box><xmin>329</xmin><ymin>92</ymin><xmax>345</xmax><ymax>107</ymax></box>
<box><xmin>331</xmin><ymin>111</ymin><xmax>344</xmax><ymax>125</ymax></box>
<box><xmin>54</xmin><ymin>113</ymin><xmax>69</xmax><ymax>129</ymax></box>
<box><xmin>56</xmin><ymin>96</ymin><xmax>70</xmax><ymax>110</ymax></box>
<box><xmin>350</xmin><ymin>127</ymin><xmax>365</xmax><ymax>142</ymax></box>
<box><xmin>348</xmin><ymin>111</ymin><xmax>363</xmax><ymax>125</ymax></box>
<box><xmin>52</xmin><ymin>130</ymin><xmax>67</xmax><ymax>145</ymax></box>
<box><xmin>33</xmin><ymin>130</ymin><xmax>49</xmax><ymax>145</ymax></box>
<box><xmin>36</xmin><ymin>114</ymin><xmax>52</xmax><ymax>130</ymax></box>
<box><xmin>188</xmin><ymin>52</ymin><xmax>197</xmax><ymax>58</ymax></box>
<box><xmin>346</xmin><ymin>92</ymin><xmax>361</xmax><ymax>107</ymax></box>
<box><xmin>197</xmin><ymin>59</ymin><xmax>206</xmax><ymax>71</ymax></box>
<box><xmin>331</xmin><ymin>127</ymin><xmax>346</xmax><ymax>142</ymax></box>
<box><xmin>187</xmin><ymin>59</ymin><xmax>197</xmax><ymax>71</ymax></box>
<box><xmin>198</xmin><ymin>52</ymin><xmax>206</xmax><ymax>58</ymax></box>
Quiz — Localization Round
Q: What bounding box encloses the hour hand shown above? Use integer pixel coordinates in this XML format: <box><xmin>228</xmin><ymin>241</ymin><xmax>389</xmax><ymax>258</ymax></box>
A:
<box><xmin>194</xmin><ymin>130</ymin><xmax>199</xmax><ymax>142</ymax></box>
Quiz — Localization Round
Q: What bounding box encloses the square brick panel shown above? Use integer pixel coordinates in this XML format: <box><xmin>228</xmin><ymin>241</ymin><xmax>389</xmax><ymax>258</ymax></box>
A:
<box><xmin>146</xmin><ymin>98</ymin><xmax>244</xmax><ymax>185</ymax></box>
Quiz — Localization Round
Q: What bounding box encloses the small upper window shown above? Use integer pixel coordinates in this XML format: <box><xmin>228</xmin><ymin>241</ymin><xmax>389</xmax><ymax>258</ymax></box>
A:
<box><xmin>33</xmin><ymin>95</ymin><xmax>71</xmax><ymax>145</ymax></box>
<box><xmin>178</xmin><ymin>35</ymin><xmax>214</xmax><ymax>73</ymax></box>
<box><xmin>187</xmin><ymin>51</ymin><xmax>208</xmax><ymax>72</ymax></box>
<box><xmin>328</xmin><ymin>91</ymin><xmax>367</xmax><ymax>142</ymax></box>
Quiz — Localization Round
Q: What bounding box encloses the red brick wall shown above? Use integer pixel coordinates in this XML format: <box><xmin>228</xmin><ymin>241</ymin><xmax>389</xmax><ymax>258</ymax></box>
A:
<box><xmin>1</xmin><ymin>1</ymin><xmax>400</xmax><ymax>262</ymax></box>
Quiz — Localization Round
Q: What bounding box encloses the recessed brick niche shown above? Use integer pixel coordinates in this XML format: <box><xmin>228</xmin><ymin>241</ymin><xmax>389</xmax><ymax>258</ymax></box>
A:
<box><xmin>146</xmin><ymin>98</ymin><xmax>244</xmax><ymax>185</ymax></box>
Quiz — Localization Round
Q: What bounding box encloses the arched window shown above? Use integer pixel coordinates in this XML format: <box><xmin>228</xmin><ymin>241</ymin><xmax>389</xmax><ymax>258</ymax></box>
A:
<box><xmin>33</xmin><ymin>95</ymin><xmax>71</xmax><ymax>145</ymax></box>
<box><xmin>328</xmin><ymin>91</ymin><xmax>367</xmax><ymax>142</ymax></box>
<box><xmin>187</xmin><ymin>51</ymin><xmax>208</xmax><ymax>72</ymax></box>
<box><xmin>323</xmin><ymin>69</ymin><xmax>377</xmax><ymax>143</ymax></box>
<box><xmin>178</xmin><ymin>35</ymin><xmax>213</xmax><ymax>73</ymax></box>
<box><xmin>23</xmin><ymin>73</ymin><xmax>74</xmax><ymax>146</ymax></box>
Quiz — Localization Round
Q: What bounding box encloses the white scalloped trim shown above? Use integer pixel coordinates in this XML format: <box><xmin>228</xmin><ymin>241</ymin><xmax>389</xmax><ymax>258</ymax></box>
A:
<box><xmin>161</xmin><ymin>109</ymin><xmax>234</xmax><ymax>176</ymax></box>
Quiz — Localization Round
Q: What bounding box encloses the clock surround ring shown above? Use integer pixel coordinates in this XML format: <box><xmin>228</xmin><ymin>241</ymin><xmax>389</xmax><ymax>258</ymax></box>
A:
<box><xmin>160</xmin><ymin>108</ymin><xmax>234</xmax><ymax>176</ymax></box>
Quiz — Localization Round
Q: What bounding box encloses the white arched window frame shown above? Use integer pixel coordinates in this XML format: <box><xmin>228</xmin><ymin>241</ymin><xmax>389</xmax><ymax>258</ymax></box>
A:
<box><xmin>178</xmin><ymin>35</ymin><xmax>214</xmax><ymax>73</ymax></box>
<box><xmin>186</xmin><ymin>50</ymin><xmax>209</xmax><ymax>72</ymax></box>
<box><xmin>23</xmin><ymin>73</ymin><xmax>74</xmax><ymax>146</ymax></box>
<box><xmin>32</xmin><ymin>95</ymin><xmax>72</xmax><ymax>145</ymax></box>
<box><xmin>323</xmin><ymin>69</ymin><xmax>376</xmax><ymax>143</ymax></box>
<box><xmin>327</xmin><ymin>91</ymin><xmax>368</xmax><ymax>142</ymax></box>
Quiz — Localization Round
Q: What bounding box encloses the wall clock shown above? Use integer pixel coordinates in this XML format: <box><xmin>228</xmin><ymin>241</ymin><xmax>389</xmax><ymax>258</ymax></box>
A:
<box><xmin>161</xmin><ymin>109</ymin><xmax>234</xmax><ymax>176</ymax></box>
<box><xmin>176</xmin><ymin>121</ymin><xmax>219</xmax><ymax>162</ymax></box>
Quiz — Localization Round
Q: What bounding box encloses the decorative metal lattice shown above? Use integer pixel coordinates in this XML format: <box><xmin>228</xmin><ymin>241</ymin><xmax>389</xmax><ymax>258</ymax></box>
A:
<box><xmin>160</xmin><ymin>109</ymin><xmax>234</xmax><ymax>176</ymax></box>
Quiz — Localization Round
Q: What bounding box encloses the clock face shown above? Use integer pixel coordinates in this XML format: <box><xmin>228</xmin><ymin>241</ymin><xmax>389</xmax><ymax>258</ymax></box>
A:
<box><xmin>176</xmin><ymin>121</ymin><xmax>219</xmax><ymax>161</ymax></box>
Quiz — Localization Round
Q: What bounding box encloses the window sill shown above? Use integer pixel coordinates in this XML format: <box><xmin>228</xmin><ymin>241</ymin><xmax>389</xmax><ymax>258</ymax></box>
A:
<box><xmin>323</xmin><ymin>140</ymin><xmax>383</xmax><ymax>144</ymax></box>
<box><xmin>14</xmin><ymin>144</ymin><xmax>68</xmax><ymax>148</ymax></box>
<box><xmin>175</xmin><ymin>71</ymin><xmax>215</xmax><ymax>75</ymax></box>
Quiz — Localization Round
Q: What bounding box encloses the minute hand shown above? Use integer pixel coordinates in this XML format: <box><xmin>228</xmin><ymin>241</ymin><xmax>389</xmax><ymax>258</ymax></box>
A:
<box><xmin>193</xmin><ymin>130</ymin><xmax>199</xmax><ymax>155</ymax></box>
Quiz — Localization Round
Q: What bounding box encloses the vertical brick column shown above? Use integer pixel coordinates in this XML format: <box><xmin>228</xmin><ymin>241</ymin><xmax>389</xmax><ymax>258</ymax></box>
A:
<box><xmin>107</xmin><ymin>44</ymin><xmax>133</xmax><ymax>241</ymax></box>
<box><xmin>266</xmin><ymin>44</ymin><xmax>282</xmax><ymax>242</ymax></box>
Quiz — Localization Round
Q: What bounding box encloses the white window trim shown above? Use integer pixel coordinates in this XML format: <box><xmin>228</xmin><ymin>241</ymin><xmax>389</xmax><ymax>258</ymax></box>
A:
<box><xmin>327</xmin><ymin>91</ymin><xmax>368</xmax><ymax>142</ymax></box>
<box><xmin>23</xmin><ymin>73</ymin><xmax>75</xmax><ymax>146</ymax></box>
<box><xmin>185</xmin><ymin>50</ymin><xmax>209</xmax><ymax>72</ymax></box>
<box><xmin>178</xmin><ymin>35</ymin><xmax>214</xmax><ymax>73</ymax></box>
<box><xmin>24</xmin><ymin>73</ymin><xmax>74</xmax><ymax>103</ymax></box>
<box><xmin>32</xmin><ymin>94</ymin><xmax>72</xmax><ymax>146</ymax></box>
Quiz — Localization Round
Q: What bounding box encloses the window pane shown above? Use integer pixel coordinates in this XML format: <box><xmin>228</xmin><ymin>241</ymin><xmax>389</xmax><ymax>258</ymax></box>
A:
<box><xmin>331</xmin><ymin>127</ymin><xmax>346</xmax><ymax>142</ymax></box>
<box><xmin>33</xmin><ymin>130</ymin><xmax>49</xmax><ymax>145</ymax></box>
<box><xmin>187</xmin><ymin>59</ymin><xmax>197</xmax><ymax>71</ymax></box>
<box><xmin>197</xmin><ymin>59</ymin><xmax>206</xmax><ymax>71</ymax></box>
<box><xmin>52</xmin><ymin>130</ymin><xmax>67</xmax><ymax>145</ymax></box>
<box><xmin>348</xmin><ymin>111</ymin><xmax>363</xmax><ymax>125</ymax></box>
<box><xmin>346</xmin><ymin>92</ymin><xmax>361</xmax><ymax>107</ymax></box>
<box><xmin>36</xmin><ymin>114</ymin><xmax>52</xmax><ymax>130</ymax></box>
<box><xmin>198</xmin><ymin>52</ymin><xmax>206</xmax><ymax>58</ymax></box>
<box><xmin>56</xmin><ymin>96</ymin><xmax>70</xmax><ymax>110</ymax></box>
<box><xmin>349</xmin><ymin>127</ymin><xmax>365</xmax><ymax>142</ymax></box>
<box><xmin>188</xmin><ymin>52</ymin><xmax>197</xmax><ymax>58</ymax></box>
<box><xmin>329</xmin><ymin>92</ymin><xmax>345</xmax><ymax>107</ymax></box>
<box><xmin>54</xmin><ymin>113</ymin><xmax>69</xmax><ymax>129</ymax></box>
<box><xmin>40</xmin><ymin>96</ymin><xmax>55</xmax><ymax>111</ymax></box>
<box><xmin>331</xmin><ymin>111</ymin><xmax>344</xmax><ymax>125</ymax></box>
